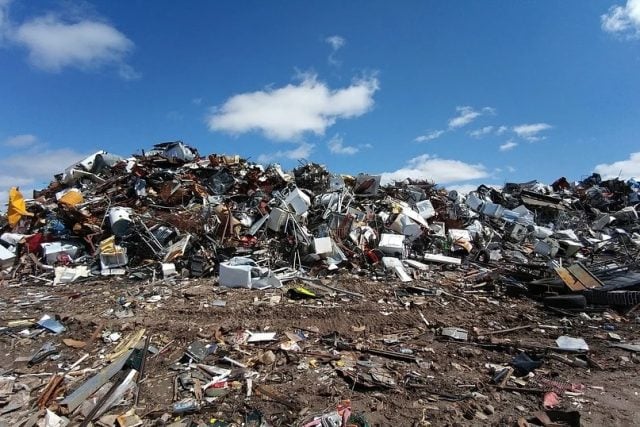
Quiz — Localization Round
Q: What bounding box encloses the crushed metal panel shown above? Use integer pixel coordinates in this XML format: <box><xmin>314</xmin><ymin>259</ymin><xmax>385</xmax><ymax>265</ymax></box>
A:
<box><xmin>219</xmin><ymin>257</ymin><xmax>259</xmax><ymax>288</ymax></box>
<box><xmin>390</xmin><ymin>214</ymin><xmax>422</xmax><ymax>239</ymax></box>
<box><xmin>422</xmin><ymin>253</ymin><xmax>461</xmax><ymax>265</ymax></box>
<box><xmin>313</xmin><ymin>237</ymin><xmax>333</xmax><ymax>256</ymax></box>
<box><xmin>0</xmin><ymin>245</ymin><xmax>15</xmax><ymax>269</ymax></box>
<box><xmin>415</xmin><ymin>199</ymin><xmax>435</xmax><ymax>220</ymax></box>
<box><xmin>481</xmin><ymin>202</ymin><xmax>504</xmax><ymax>218</ymax></box>
<box><xmin>284</xmin><ymin>187</ymin><xmax>311</xmax><ymax>215</ymax></box>
<box><xmin>354</xmin><ymin>174</ymin><xmax>381</xmax><ymax>196</ymax></box>
<box><xmin>429</xmin><ymin>222</ymin><xmax>446</xmax><ymax>237</ymax></box>
<box><xmin>267</xmin><ymin>208</ymin><xmax>288</xmax><ymax>232</ymax></box>
<box><xmin>59</xmin><ymin>349</ymin><xmax>135</xmax><ymax>414</ymax></box>
<box><xmin>164</xmin><ymin>235</ymin><xmax>191</xmax><ymax>262</ymax></box>
<box><xmin>382</xmin><ymin>257</ymin><xmax>412</xmax><ymax>282</ymax></box>
<box><xmin>378</xmin><ymin>233</ymin><xmax>405</xmax><ymax>257</ymax></box>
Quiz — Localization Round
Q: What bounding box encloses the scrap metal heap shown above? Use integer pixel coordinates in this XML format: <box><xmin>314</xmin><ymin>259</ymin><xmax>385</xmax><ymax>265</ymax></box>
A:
<box><xmin>2</xmin><ymin>141</ymin><xmax>640</xmax><ymax>425</ymax></box>
<box><xmin>3</xmin><ymin>142</ymin><xmax>640</xmax><ymax>295</ymax></box>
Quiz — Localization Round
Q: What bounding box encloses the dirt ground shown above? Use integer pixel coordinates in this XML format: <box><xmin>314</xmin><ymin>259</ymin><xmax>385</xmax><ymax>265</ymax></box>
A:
<box><xmin>1</xmin><ymin>268</ymin><xmax>639</xmax><ymax>426</ymax></box>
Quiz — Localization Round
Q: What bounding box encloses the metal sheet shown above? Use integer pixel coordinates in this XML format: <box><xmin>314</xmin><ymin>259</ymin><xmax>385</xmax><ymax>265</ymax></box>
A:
<box><xmin>59</xmin><ymin>348</ymin><xmax>134</xmax><ymax>414</ymax></box>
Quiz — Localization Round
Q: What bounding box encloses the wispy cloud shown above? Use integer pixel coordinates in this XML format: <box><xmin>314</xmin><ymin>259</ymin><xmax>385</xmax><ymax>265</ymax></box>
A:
<box><xmin>207</xmin><ymin>73</ymin><xmax>379</xmax><ymax>140</ymax></box>
<box><xmin>594</xmin><ymin>152</ymin><xmax>640</xmax><ymax>179</ymax></box>
<box><xmin>512</xmin><ymin>123</ymin><xmax>552</xmax><ymax>141</ymax></box>
<box><xmin>0</xmin><ymin>0</ymin><xmax>10</xmax><ymax>43</ymax></box>
<box><xmin>2</xmin><ymin>133</ymin><xmax>38</xmax><ymax>147</ymax></box>
<box><xmin>0</xmin><ymin>135</ymin><xmax>91</xmax><ymax>202</ymax></box>
<box><xmin>448</xmin><ymin>106</ymin><xmax>494</xmax><ymax>129</ymax></box>
<box><xmin>469</xmin><ymin>126</ymin><xmax>494</xmax><ymax>138</ymax></box>
<box><xmin>496</xmin><ymin>125</ymin><xmax>508</xmax><ymax>135</ymax></box>
<box><xmin>507</xmin><ymin>165</ymin><xmax>516</xmax><ymax>172</ymax></box>
<box><xmin>499</xmin><ymin>140</ymin><xmax>518</xmax><ymax>151</ymax></box>
<box><xmin>326</xmin><ymin>35</ymin><xmax>345</xmax><ymax>51</ymax></box>
<box><xmin>414</xmin><ymin>106</ymin><xmax>496</xmax><ymax>142</ymax></box>
<box><xmin>1</xmin><ymin>1</ymin><xmax>138</xmax><ymax>79</ymax></box>
<box><xmin>325</xmin><ymin>35</ymin><xmax>345</xmax><ymax>65</ymax></box>
<box><xmin>327</xmin><ymin>134</ymin><xmax>358</xmax><ymax>155</ymax></box>
<box><xmin>257</xmin><ymin>142</ymin><xmax>315</xmax><ymax>164</ymax></box>
<box><xmin>414</xmin><ymin>129</ymin><xmax>445</xmax><ymax>142</ymax></box>
<box><xmin>602</xmin><ymin>0</ymin><xmax>640</xmax><ymax>38</ymax></box>
<box><xmin>381</xmin><ymin>154</ymin><xmax>488</xmax><ymax>184</ymax></box>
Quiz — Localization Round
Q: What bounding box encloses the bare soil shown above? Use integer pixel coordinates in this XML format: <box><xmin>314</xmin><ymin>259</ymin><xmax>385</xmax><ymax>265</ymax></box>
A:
<box><xmin>1</xmin><ymin>270</ymin><xmax>639</xmax><ymax>426</ymax></box>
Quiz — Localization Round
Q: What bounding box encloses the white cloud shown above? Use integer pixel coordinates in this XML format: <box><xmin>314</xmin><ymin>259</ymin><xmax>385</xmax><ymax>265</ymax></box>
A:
<box><xmin>3</xmin><ymin>133</ymin><xmax>38</xmax><ymax>147</ymax></box>
<box><xmin>207</xmin><ymin>74</ymin><xmax>379</xmax><ymax>140</ymax></box>
<box><xmin>602</xmin><ymin>0</ymin><xmax>640</xmax><ymax>38</ymax></box>
<box><xmin>469</xmin><ymin>126</ymin><xmax>494</xmax><ymax>138</ymax></box>
<box><xmin>0</xmin><ymin>0</ymin><xmax>10</xmax><ymax>43</ymax></box>
<box><xmin>1</xmin><ymin>147</ymin><xmax>88</xmax><ymax>180</ymax></box>
<box><xmin>117</xmin><ymin>63</ymin><xmax>140</xmax><ymax>80</ymax></box>
<box><xmin>594</xmin><ymin>152</ymin><xmax>640</xmax><ymax>179</ymax></box>
<box><xmin>326</xmin><ymin>35</ymin><xmax>345</xmax><ymax>66</ymax></box>
<box><xmin>257</xmin><ymin>142</ymin><xmax>315</xmax><ymax>164</ymax></box>
<box><xmin>326</xmin><ymin>35</ymin><xmax>345</xmax><ymax>51</ymax></box>
<box><xmin>414</xmin><ymin>129</ymin><xmax>445</xmax><ymax>142</ymax></box>
<box><xmin>11</xmin><ymin>13</ymin><xmax>138</xmax><ymax>78</ymax></box>
<box><xmin>327</xmin><ymin>135</ymin><xmax>358</xmax><ymax>155</ymax></box>
<box><xmin>512</xmin><ymin>123</ymin><xmax>552</xmax><ymax>141</ymax></box>
<box><xmin>499</xmin><ymin>140</ymin><xmax>518</xmax><ymax>151</ymax></box>
<box><xmin>507</xmin><ymin>166</ymin><xmax>516</xmax><ymax>173</ymax></box>
<box><xmin>381</xmin><ymin>154</ymin><xmax>488</xmax><ymax>184</ymax></box>
<box><xmin>448</xmin><ymin>106</ymin><xmax>494</xmax><ymax>129</ymax></box>
<box><xmin>496</xmin><ymin>125</ymin><xmax>508</xmax><ymax>135</ymax></box>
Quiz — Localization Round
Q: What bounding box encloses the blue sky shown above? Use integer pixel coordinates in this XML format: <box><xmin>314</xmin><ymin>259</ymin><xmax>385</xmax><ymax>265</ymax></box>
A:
<box><xmin>1</xmin><ymin>0</ymin><xmax>640</xmax><ymax>199</ymax></box>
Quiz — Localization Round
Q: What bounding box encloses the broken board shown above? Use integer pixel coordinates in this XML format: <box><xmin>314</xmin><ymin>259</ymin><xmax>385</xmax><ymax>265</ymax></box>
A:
<box><xmin>555</xmin><ymin>262</ymin><xmax>603</xmax><ymax>292</ymax></box>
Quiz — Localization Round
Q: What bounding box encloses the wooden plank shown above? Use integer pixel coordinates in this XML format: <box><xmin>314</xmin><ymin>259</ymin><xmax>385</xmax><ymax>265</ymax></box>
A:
<box><xmin>567</xmin><ymin>263</ymin><xmax>603</xmax><ymax>289</ymax></box>
<box><xmin>554</xmin><ymin>266</ymin><xmax>585</xmax><ymax>291</ymax></box>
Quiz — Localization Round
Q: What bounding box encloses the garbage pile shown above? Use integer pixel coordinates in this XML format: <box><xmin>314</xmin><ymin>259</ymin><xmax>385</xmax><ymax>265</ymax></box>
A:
<box><xmin>2</xmin><ymin>141</ymin><xmax>640</xmax><ymax>425</ymax></box>
<box><xmin>3</xmin><ymin>142</ymin><xmax>640</xmax><ymax>295</ymax></box>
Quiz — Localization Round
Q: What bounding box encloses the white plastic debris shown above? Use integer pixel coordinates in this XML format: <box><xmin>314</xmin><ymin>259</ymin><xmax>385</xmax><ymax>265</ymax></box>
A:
<box><xmin>556</xmin><ymin>336</ymin><xmax>589</xmax><ymax>351</ymax></box>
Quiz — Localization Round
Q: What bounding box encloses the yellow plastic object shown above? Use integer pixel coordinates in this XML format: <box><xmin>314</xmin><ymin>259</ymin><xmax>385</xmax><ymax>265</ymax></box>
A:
<box><xmin>7</xmin><ymin>187</ymin><xmax>34</xmax><ymax>227</ymax></box>
<box><xmin>59</xmin><ymin>189</ymin><xmax>84</xmax><ymax>206</ymax></box>
<box><xmin>99</xmin><ymin>236</ymin><xmax>117</xmax><ymax>254</ymax></box>
<box><xmin>293</xmin><ymin>286</ymin><xmax>316</xmax><ymax>297</ymax></box>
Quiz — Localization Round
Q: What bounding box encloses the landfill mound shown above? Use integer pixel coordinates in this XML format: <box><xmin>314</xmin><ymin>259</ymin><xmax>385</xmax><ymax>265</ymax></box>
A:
<box><xmin>1</xmin><ymin>141</ymin><xmax>640</xmax><ymax>426</ymax></box>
